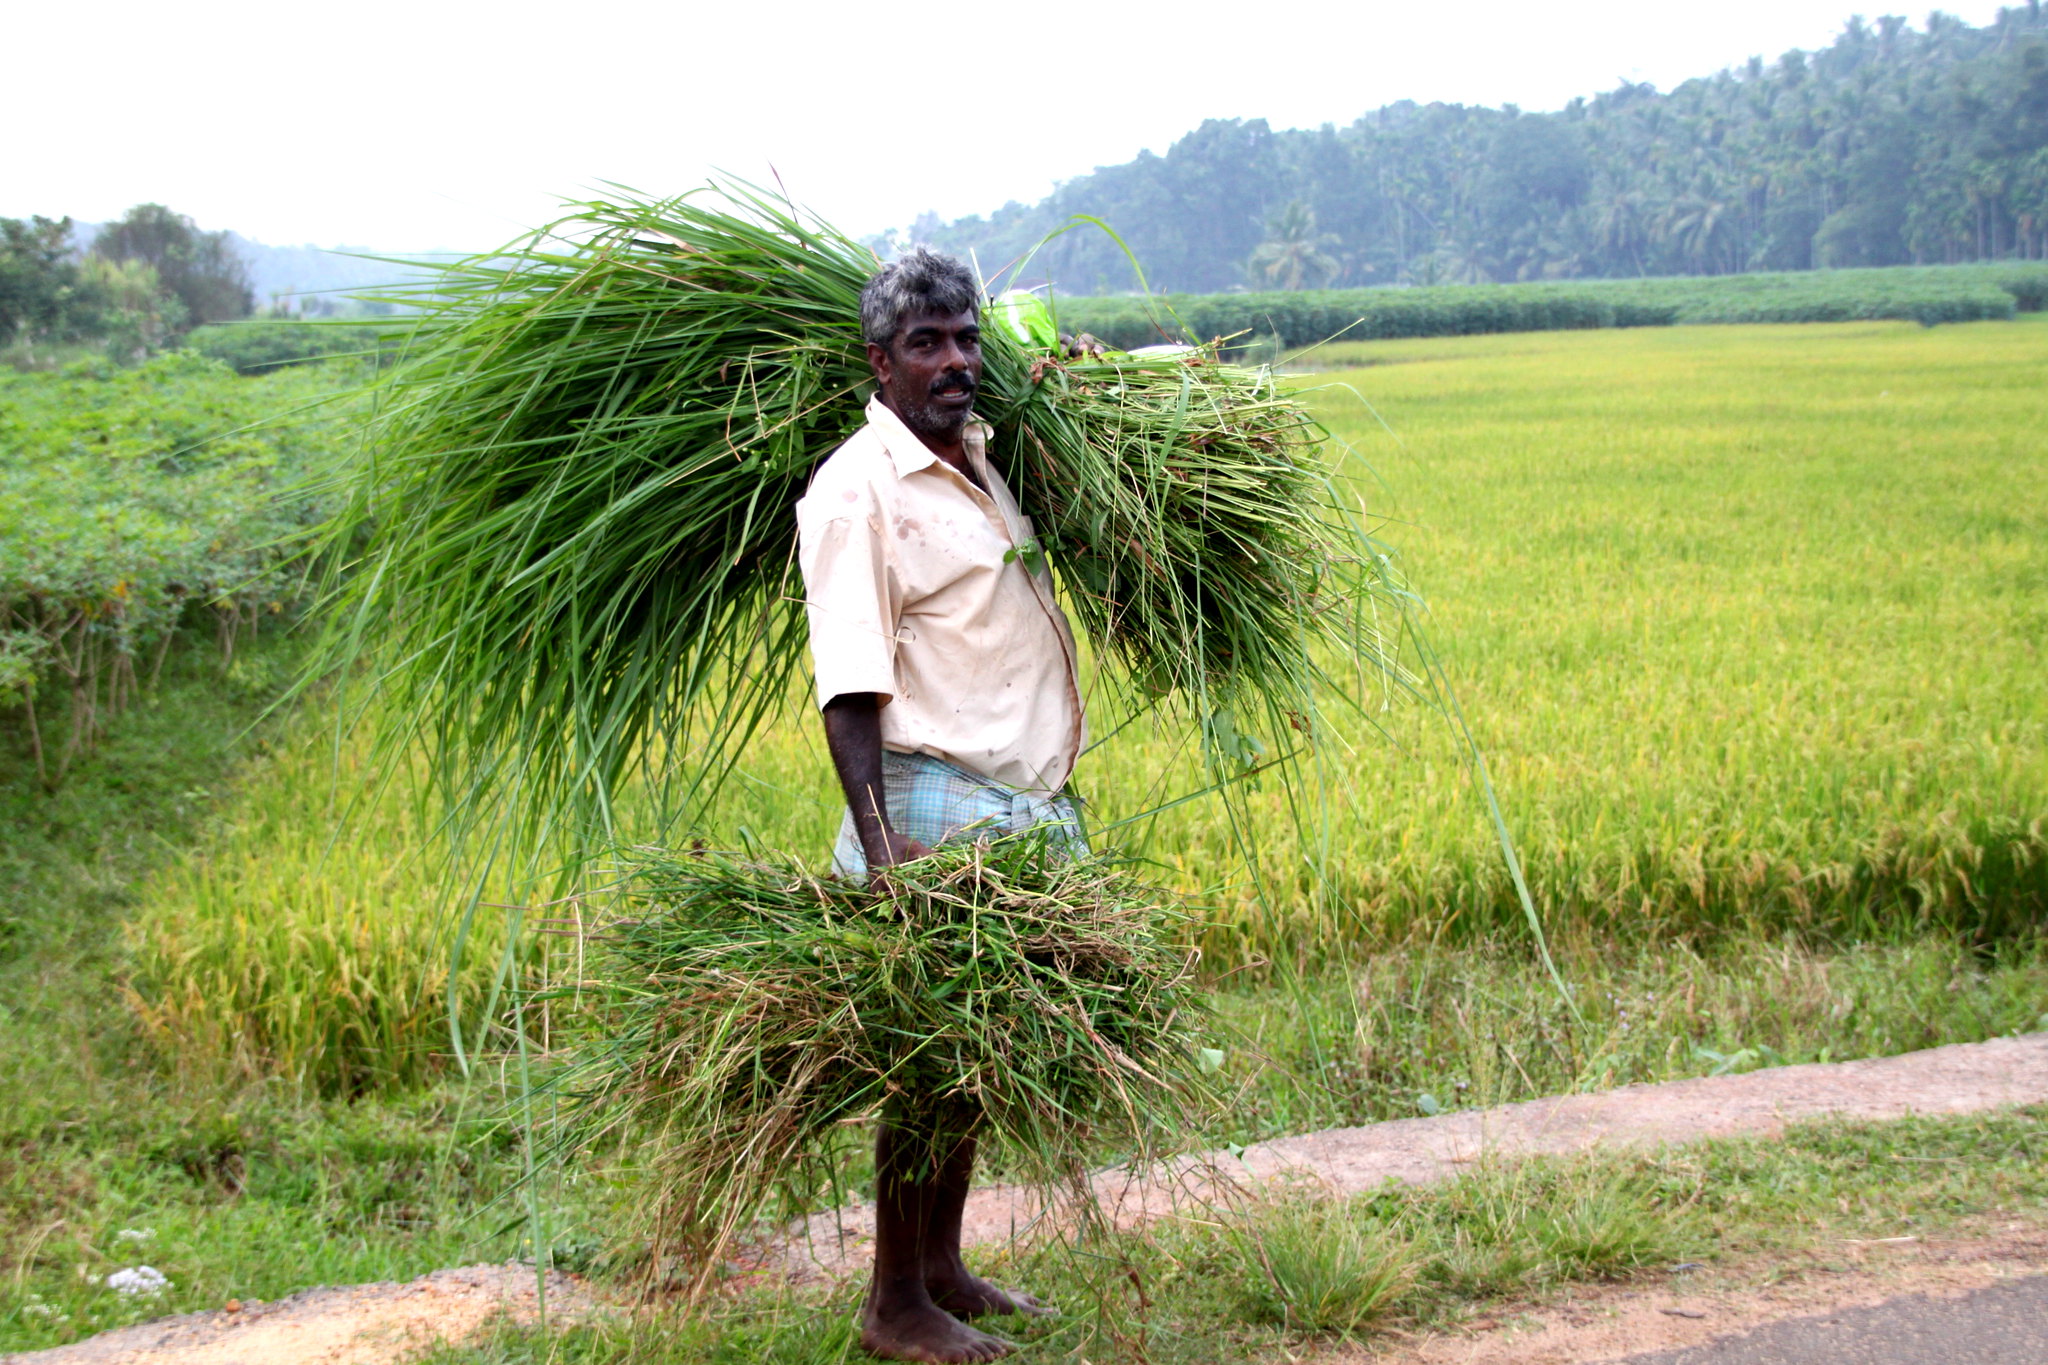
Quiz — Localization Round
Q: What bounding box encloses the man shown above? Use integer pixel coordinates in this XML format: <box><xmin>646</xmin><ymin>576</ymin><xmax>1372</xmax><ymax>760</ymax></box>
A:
<box><xmin>796</xmin><ymin>247</ymin><xmax>1086</xmax><ymax>1363</ymax></box>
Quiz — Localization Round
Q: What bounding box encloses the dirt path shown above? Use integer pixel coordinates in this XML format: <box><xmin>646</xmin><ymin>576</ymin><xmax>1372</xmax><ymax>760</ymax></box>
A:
<box><xmin>782</xmin><ymin>1031</ymin><xmax>2048</xmax><ymax>1276</ymax></box>
<box><xmin>2</xmin><ymin>1265</ymin><xmax>599</xmax><ymax>1365</ymax></box>
<box><xmin>1312</xmin><ymin>1223</ymin><xmax>2048</xmax><ymax>1364</ymax></box>
<box><xmin>13</xmin><ymin>1032</ymin><xmax>2046</xmax><ymax>1365</ymax></box>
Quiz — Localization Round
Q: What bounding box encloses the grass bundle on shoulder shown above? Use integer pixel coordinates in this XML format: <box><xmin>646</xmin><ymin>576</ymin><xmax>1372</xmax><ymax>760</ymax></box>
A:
<box><xmin>314</xmin><ymin>182</ymin><xmax>1411</xmax><ymax>852</ymax></box>
<box><xmin>546</xmin><ymin>837</ymin><xmax>1207</xmax><ymax>1283</ymax></box>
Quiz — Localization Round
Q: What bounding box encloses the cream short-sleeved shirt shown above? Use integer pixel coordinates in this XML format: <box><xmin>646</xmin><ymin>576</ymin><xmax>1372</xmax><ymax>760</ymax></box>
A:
<box><xmin>796</xmin><ymin>395</ymin><xmax>1085</xmax><ymax>795</ymax></box>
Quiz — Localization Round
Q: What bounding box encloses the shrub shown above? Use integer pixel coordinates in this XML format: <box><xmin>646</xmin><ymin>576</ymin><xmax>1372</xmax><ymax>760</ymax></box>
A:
<box><xmin>1051</xmin><ymin>263</ymin><xmax>2048</xmax><ymax>350</ymax></box>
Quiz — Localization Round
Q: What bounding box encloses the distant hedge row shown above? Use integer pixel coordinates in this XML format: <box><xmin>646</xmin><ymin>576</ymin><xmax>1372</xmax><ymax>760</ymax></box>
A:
<box><xmin>184</xmin><ymin>321</ymin><xmax>402</xmax><ymax>375</ymax></box>
<box><xmin>1051</xmin><ymin>263</ymin><xmax>2048</xmax><ymax>352</ymax></box>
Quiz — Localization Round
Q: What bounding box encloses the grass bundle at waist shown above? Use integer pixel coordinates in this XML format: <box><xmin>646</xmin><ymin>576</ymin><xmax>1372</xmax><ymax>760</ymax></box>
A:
<box><xmin>315</xmin><ymin>182</ymin><xmax>1408</xmax><ymax>846</ymax></box>
<box><xmin>545</xmin><ymin>838</ymin><xmax>1207</xmax><ymax>1283</ymax></box>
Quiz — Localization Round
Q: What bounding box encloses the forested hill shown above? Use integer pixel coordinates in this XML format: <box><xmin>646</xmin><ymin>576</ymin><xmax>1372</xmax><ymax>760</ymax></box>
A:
<box><xmin>912</xmin><ymin>6</ymin><xmax>2048</xmax><ymax>294</ymax></box>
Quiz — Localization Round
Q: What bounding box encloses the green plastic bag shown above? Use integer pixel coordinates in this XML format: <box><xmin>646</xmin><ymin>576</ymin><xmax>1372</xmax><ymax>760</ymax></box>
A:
<box><xmin>991</xmin><ymin>289</ymin><xmax>1059</xmax><ymax>352</ymax></box>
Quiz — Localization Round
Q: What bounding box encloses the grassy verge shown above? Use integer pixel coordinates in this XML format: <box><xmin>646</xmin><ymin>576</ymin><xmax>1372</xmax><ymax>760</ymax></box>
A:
<box><xmin>414</xmin><ymin>1104</ymin><xmax>2048</xmax><ymax>1365</ymax></box>
<box><xmin>0</xmin><ymin>640</ymin><xmax>543</xmax><ymax>1351</ymax></box>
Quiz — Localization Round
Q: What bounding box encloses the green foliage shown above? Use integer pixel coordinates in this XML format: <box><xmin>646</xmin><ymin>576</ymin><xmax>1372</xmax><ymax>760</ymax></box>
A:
<box><xmin>1053</xmin><ymin>262</ymin><xmax>2048</xmax><ymax>352</ymax></box>
<box><xmin>917</xmin><ymin>10</ymin><xmax>2048</xmax><ymax>291</ymax></box>
<box><xmin>0</xmin><ymin>216</ymin><xmax>85</xmax><ymax>357</ymax></box>
<box><xmin>0</xmin><ymin>352</ymin><xmax>350</xmax><ymax>784</ymax></box>
<box><xmin>1247</xmin><ymin>202</ymin><xmax>1342</xmax><ymax>291</ymax></box>
<box><xmin>78</xmin><ymin>257</ymin><xmax>185</xmax><ymax>359</ymax></box>
<box><xmin>185</xmin><ymin>320</ymin><xmax>401</xmax><ymax>374</ymax></box>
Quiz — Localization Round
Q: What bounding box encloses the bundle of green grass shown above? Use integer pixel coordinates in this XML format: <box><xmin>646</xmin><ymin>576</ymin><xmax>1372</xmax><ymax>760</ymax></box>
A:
<box><xmin>317</xmin><ymin>180</ymin><xmax>1409</xmax><ymax>838</ymax></box>
<box><xmin>546</xmin><ymin>837</ymin><xmax>1205</xmax><ymax>1283</ymax></box>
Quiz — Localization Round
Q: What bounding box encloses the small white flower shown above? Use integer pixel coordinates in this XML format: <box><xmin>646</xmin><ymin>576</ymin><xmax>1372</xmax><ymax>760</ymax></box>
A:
<box><xmin>114</xmin><ymin>1228</ymin><xmax>156</xmax><ymax>1245</ymax></box>
<box><xmin>105</xmin><ymin>1266</ymin><xmax>171</xmax><ymax>1296</ymax></box>
<box><xmin>23</xmin><ymin>1303</ymin><xmax>54</xmax><ymax>1317</ymax></box>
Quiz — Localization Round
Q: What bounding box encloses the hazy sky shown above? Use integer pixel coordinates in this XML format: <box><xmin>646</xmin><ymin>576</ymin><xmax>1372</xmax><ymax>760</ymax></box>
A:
<box><xmin>14</xmin><ymin>0</ymin><xmax>2012</xmax><ymax>251</ymax></box>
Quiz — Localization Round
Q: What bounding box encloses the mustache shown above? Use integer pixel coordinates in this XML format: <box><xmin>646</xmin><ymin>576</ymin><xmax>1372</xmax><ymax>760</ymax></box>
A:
<box><xmin>930</xmin><ymin>371</ymin><xmax>977</xmax><ymax>397</ymax></box>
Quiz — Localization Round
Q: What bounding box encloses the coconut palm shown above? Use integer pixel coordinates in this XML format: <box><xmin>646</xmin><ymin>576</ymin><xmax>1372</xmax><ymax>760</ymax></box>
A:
<box><xmin>1247</xmin><ymin>202</ymin><xmax>1343</xmax><ymax>290</ymax></box>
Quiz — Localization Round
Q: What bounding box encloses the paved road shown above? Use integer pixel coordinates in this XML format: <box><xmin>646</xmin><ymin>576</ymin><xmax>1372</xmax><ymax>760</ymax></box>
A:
<box><xmin>1619</xmin><ymin>1275</ymin><xmax>2048</xmax><ymax>1364</ymax></box>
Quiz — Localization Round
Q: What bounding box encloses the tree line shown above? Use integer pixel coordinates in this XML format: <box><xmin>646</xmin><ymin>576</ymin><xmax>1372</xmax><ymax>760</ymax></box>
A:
<box><xmin>910</xmin><ymin>5</ymin><xmax>2048</xmax><ymax>293</ymax></box>
<box><xmin>0</xmin><ymin>204</ymin><xmax>253</xmax><ymax>362</ymax></box>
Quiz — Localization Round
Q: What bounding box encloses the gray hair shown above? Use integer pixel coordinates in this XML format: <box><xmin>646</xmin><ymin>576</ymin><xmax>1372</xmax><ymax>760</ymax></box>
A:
<box><xmin>860</xmin><ymin>247</ymin><xmax>980</xmax><ymax>350</ymax></box>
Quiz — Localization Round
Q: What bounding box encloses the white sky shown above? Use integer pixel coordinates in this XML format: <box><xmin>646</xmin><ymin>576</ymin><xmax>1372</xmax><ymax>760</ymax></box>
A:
<box><xmin>11</xmin><ymin>0</ymin><xmax>2012</xmax><ymax>251</ymax></box>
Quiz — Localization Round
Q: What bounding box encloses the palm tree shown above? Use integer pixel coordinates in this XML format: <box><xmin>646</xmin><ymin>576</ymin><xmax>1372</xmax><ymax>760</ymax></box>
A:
<box><xmin>1247</xmin><ymin>202</ymin><xmax>1343</xmax><ymax>290</ymax></box>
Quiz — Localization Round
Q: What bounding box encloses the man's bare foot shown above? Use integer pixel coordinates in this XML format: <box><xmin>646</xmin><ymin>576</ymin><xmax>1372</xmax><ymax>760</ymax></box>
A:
<box><xmin>861</xmin><ymin>1298</ymin><xmax>1015</xmax><ymax>1362</ymax></box>
<box><xmin>927</xmin><ymin>1268</ymin><xmax>1050</xmax><ymax>1319</ymax></box>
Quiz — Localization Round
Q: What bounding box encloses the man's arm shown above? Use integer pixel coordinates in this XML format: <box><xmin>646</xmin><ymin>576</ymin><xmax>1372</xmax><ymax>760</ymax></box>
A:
<box><xmin>821</xmin><ymin>692</ymin><xmax>933</xmax><ymax>870</ymax></box>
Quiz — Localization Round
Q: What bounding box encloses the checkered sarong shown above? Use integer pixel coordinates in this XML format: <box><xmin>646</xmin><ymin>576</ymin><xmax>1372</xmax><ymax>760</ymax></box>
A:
<box><xmin>830</xmin><ymin>750</ymin><xmax>1087</xmax><ymax>879</ymax></box>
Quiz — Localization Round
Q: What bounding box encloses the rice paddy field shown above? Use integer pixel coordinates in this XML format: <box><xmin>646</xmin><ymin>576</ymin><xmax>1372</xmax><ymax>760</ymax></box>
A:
<box><xmin>123</xmin><ymin>313</ymin><xmax>2048</xmax><ymax>1097</ymax></box>
<box><xmin>9</xmin><ymin>313</ymin><xmax>2048</xmax><ymax>1358</ymax></box>
<box><xmin>696</xmin><ymin>313</ymin><xmax>2048</xmax><ymax>959</ymax></box>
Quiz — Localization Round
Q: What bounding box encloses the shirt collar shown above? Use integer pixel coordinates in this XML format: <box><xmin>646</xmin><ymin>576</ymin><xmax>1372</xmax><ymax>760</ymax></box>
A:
<box><xmin>864</xmin><ymin>393</ymin><xmax>991</xmax><ymax>482</ymax></box>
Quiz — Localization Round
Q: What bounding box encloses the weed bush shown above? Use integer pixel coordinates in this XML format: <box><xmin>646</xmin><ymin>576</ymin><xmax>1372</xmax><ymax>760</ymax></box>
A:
<box><xmin>1232</xmin><ymin>1199</ymin><xmax>1418</xmax><ymax>1333</ymax></box>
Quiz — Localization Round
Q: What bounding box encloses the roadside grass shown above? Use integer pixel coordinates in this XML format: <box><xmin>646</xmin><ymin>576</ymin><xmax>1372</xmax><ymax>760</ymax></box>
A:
<box><xmin>1209</xmin><ymin>931</ymin><xmax>2048</xmax><ymax>1142</ymax></box>
<box><xmin>414</xmin><ymin>1104</ymin><xmax>2048</xmax><ymax>1365</ymax></box>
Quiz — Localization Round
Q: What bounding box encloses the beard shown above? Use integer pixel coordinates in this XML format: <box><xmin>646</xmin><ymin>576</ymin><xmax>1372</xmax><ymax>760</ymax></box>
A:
<box><xmin>895</xmin><ymin>373</ymin><xmax>977</xmax><ymax>443</ymax></box>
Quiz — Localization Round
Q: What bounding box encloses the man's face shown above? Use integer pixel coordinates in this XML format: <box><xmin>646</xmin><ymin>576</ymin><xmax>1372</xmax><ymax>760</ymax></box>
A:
<box><xmin>868</xmin><ymin>309</ymin><xmax>982</xmax><ymax>444</ymax></box>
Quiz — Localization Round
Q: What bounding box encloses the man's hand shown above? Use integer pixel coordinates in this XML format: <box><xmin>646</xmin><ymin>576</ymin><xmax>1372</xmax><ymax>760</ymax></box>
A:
<box><xmin>821</xmin><ymin>692</ymin><xmax>935</xmax><ymax>874</ymax></box>
<box><xmin>870</xmin><ymin>829</ymin><xmax>936</xmax><ymax>868</ymax></box>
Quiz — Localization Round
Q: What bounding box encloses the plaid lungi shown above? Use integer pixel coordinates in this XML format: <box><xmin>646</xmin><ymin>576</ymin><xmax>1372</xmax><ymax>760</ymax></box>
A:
<box><xmin>831</xmin><ymin>750</ymin><xmax>1087</xmax><ymax>879</ymax></box>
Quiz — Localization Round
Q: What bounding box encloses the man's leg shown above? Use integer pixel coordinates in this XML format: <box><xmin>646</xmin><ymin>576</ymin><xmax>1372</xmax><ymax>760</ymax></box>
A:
<box><xmin>862</xmin><ymin>1117</ymin><xmax>1015</xmax><ymax>1363</ymax></box>
<box><xmin>921</xmin><ymin>1131</ymin><xmax>1047</xmax><ymax>1318</ymax></box>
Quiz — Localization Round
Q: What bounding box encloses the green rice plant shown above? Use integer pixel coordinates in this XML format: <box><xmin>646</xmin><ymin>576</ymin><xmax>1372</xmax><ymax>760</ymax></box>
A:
<box><xmin>541</xmin><ymin>836</ymin><xmax>1207</xmax><ymax>1291</ymax></box>
<box><xmin>1230</xmin><ymin>1198</ymin><xmax>1420</xmax><ymax>1334</ymax></box>
<box><xmin>309</xmin><ymin>181</ymin><xmax>1410</xmax><ymax>884</ymax></box>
